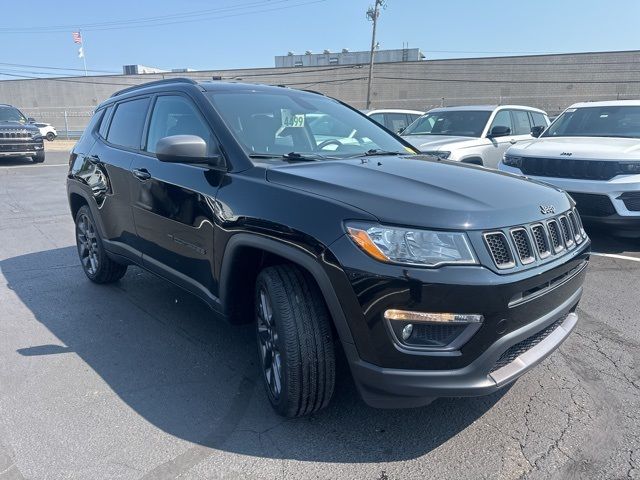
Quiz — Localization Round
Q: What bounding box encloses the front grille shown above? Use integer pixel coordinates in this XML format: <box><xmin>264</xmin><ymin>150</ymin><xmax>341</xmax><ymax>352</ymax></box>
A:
<box><xmin>520</xmin><ymin>157</ymin><xmax>620</xmax><ymax>181</ymax></box>
<box><xmin>484</xmin><ymin>232</ymin><xmax>515</xmax><ymax>269</ymax></box>
<box><xmin>568</xmin><ymin>192</ymin><xmax>616</xmax><ymax>217</ymax></box>
<box><xmin>490</xmin><ymin>316</ymin><xmax>567</xmax><ymax>373</ymax></box>
<box><xmin>0</xmin><ymin>130</ymin><xmax>30</xmax><ymax>139</ymax></box>
<box><xmin>619</xmin><ymin>192</ymin><xmax>640</xmax><ymax>212</ymax></box>
<box><xmin>482</xmin><ymin>208</ymin><xmax>587</xmax><ymax>270</ymax></box>
<box><xmin>510</xmin><ymin>228</ymin><xmax>534</xmax><ymax>264</ymax></box>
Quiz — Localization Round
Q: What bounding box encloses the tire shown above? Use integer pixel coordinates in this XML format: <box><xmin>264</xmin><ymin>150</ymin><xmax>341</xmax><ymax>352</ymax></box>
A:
<box><xmin>46</xmin><ymin>132</ymin><xmax>56</xmax><ymax>141</ymax></box>
<box><xmin>75</xmin><ymin>205</ymin><xmax>127</xmax><ymax>283</ymax></box>
<box><xmin>255</xmin><ymin>264</ymin><xmax>335</xmax><ymax>417</ymax></box>
<box><xmin>32</xmin><ymin>150</ymin><xmax>45</xmax><ymax>163</ymax></box>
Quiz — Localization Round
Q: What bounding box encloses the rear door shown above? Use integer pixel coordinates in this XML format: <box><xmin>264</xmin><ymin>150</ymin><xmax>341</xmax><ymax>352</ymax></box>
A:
<box><xmin>129</xmin><ymin>93</ymin><xmax>223</xmax><ymax>297</ymax></box>
<box><xmin>78</xmin><ymin>98</ymin><xmax>150</xmax><ymax>260</ymax></box>
<box><xmin>384</xmin><ymin>113</ymin><xmax>411</xmax><ymax>133</ymax></box>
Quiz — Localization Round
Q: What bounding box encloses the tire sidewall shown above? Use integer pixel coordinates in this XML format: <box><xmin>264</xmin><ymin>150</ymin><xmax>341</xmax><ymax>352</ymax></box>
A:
<box><xmin>255</xmin><ymin>273</ymin><xmax>292</xmax><ymax>415</ymax></box>
<box><xmin>75</xmin><ymin>205</ymin><xmax>108</xmax><ymax>281</ymax></box>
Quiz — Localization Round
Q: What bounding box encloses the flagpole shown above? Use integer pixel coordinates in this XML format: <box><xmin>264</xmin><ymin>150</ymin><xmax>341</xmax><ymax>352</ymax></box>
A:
<box><xmin>80</xmin><ymin>29</ymin><xmax>87</xmax><ymax>76</ymax></box>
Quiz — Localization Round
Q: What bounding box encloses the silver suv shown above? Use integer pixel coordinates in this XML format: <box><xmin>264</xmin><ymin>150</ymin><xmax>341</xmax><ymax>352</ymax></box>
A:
<box><xmin>401</xmin><ymin>105</ymin><xmax>549</xmax><ymax>168</ymax></box>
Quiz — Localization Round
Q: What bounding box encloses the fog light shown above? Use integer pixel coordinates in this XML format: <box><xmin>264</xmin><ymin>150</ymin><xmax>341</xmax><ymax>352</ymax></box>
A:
<box><xmin>401</xmin><ymin>323</ymin><xmax>413</xmax><ymax>341</ymax></box>
<box><xmin>384</xmin><ymin>309</ymin><xmax>484</xmax><ymax>324</ymax></box>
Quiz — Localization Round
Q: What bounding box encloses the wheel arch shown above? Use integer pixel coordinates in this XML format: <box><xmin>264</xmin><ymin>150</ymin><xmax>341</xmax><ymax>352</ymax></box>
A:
<box><xmin>219</xmin><ymin>233</ymin><xmax>355</xmax><ymax>345</ymax></box>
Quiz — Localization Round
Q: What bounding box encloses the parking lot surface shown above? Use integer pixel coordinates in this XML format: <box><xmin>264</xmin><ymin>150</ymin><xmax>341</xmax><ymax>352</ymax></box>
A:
<box><xmin>0</xmin><ymin>153</ymin><xmax>639</xmax><ymax>480</ymax></box>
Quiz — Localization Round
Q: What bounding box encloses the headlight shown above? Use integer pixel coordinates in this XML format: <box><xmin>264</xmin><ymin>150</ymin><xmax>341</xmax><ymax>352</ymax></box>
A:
<box><xmin>619</xmin><ymin>162</ymin><xmax>640</xmax><ymax>175</ymax></box>
<box><xmin>423</xmin><ymin>151</ymin><xmax>450</xmax><ymax>159</ymax></box>
<box><xmin>346</xmin><ymin>222</ymin><xmax>477</xmax><ymax>267</ymax></box>
<box><xmin>503</xmin><ymin>154</ymin><xmax>523</xmax><ymax>168</ymax></box>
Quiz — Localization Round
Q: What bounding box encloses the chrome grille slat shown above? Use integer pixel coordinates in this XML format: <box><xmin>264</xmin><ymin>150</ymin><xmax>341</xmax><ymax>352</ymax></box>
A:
<box><xmin>530</xmin><ymin>223</ymin><xmax>551</xmax><ymax>259</ymax></box>
<box><xmin>546</xmin><ymin>219</ymin><xmax>564</xmax><ymax>253</ymax></box>
<box><xmin>483</xmin><ymin>232</ymin><xmax>515</xmax><ymax>269</ymax></box>
<box><xmin>510</xmin><ymin>228</ymin><xmax>535</xmax><ymax>264</ymax></box>
<box><xmin>559</xmin><ymin>215</ymin><xmax>575</xmax><ymax>249</ymax></box>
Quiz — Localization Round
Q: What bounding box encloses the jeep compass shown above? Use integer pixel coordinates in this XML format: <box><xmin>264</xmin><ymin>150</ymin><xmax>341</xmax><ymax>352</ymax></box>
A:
<box><xmin>67</xmin><ymin>79</ymin><xmax>590</xmax><ymax>417</ymax></box>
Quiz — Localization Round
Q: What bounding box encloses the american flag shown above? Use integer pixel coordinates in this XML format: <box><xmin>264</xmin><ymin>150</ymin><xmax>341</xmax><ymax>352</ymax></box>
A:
<box><xmin>72</xmin><ymin>31</ymin><xmax>82</xmax><ymax>44</ymax></box>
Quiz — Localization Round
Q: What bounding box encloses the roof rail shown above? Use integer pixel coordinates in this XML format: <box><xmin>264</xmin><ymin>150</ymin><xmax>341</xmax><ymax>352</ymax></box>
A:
<box><xmin>111</xmin><ymin>77</ymin><xmax>199</xmax><ymax>98</ymax></box>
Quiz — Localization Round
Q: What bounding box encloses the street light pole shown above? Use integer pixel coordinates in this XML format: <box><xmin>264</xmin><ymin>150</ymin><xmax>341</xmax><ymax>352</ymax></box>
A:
<box><xmin>365</xmin><ymin>0</ymin><xmax>384</xmax><ymax>110</ymax></box>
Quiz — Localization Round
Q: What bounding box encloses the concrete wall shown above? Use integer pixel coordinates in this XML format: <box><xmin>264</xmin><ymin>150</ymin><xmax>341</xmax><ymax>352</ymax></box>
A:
<box><xmin>1</xmin><ymin>50</ymin><xmax>639</xmax><ymax>133</ymax></box>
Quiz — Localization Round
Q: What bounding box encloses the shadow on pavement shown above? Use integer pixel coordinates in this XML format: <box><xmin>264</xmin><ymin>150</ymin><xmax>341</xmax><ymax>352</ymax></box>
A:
<box><xmin>585</xmin><ymin>224</ymin><xmax>639</xmax><ymax>255</ymax></box>
<box><xmin>2</xmin><ymin>246</ymin><xmax>507</xmax><ymax>464</ymax></box>
<box><xmin>0</xmin><ymin>156</ymin><xmax>37</xmax><ymax>167</ymax></box>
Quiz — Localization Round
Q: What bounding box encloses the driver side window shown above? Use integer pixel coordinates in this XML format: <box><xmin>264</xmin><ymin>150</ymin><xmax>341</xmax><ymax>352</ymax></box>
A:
<box><xmin>146</xmin><ymin>95</ymin><xmax>215</xmax><ymax>154</ymax></box>
<box><xmin>490</xmin><ymin>110</ymin><xmax>513</xmax><ymax>135</ymax></box>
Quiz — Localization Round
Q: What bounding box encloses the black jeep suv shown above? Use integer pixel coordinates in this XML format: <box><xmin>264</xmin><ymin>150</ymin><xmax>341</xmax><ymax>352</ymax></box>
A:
<box><xmin>67</xmin><ymin>79</ymin><xmax>590</xmax><ymax>417</ymax></box>
<box><xmin>0</xmin><ymin>104</ymin><xmax>45</xmax><ymax>163</ymax></box>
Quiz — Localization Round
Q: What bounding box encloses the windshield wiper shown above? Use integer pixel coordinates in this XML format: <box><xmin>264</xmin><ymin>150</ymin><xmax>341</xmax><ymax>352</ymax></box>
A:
<box><xmin>248</xmin><ymin>152</ymin><xmax>327</xmax><ymax>162</ymax></box>
<box><xmin>349</xmin><ymin>149</ymin><xmax>407</xmax><ymax>157</ymax></box>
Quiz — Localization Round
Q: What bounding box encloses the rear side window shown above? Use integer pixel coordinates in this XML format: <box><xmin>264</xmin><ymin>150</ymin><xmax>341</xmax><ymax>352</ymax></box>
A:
<box><xmin>511</xmin><ymin>110</ymin><xmax>532</xmax><ymax>135</ymax></box>
<box><xmin>369</xmin><ymin>113</ymin><xmax>384</xmax><ymax>125</ymax></box>
<box><xmin>106</xmin><ymin>97</ymin><xmax>150</xmax><ymax>150</ymax></box>
<box><xmin>98</xmin><ymin>105</ymin><xmax>113</xmax><ymax>138</ymax></box>
<box><xmin>530</xmin><ymin>112</ymin><xmax>548</xmax><ymax>128</ymax></box>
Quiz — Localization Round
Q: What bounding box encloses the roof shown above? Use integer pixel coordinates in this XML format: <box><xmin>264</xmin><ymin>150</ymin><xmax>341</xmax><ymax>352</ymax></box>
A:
<box><xmin>364</xmin><ymin>109</ymin><xmax>425</xmax><ymax>115</ymax></box>
<box><xmin>427</xmin><ymin>104</ymin><xmax>547</xmax><ymax>114</ymax></box>
<box><xmin>567</xmin><ymin>100</ymin><xmax>640</xmax><ymax>109</ymax></box>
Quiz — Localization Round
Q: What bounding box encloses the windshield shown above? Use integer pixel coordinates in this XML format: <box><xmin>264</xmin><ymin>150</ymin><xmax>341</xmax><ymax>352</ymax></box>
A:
<box><xmin>402</xmin><ymin>110</ymin><xmax>491</xmax><ymax>137</ymax></box>
<box><xmin>205</xmin><ymin>90</ymin><xmax>411</xmax><ymax>158</ymax></box>
<box><xmin>0</xmin><ymin>106</ymin><xmax>26</xmax><ymax>123</ymax></box>
<box><xmin>543</xmin><ymin>105</ymin><xmax>640</xmax><ymax>139</ymax></box>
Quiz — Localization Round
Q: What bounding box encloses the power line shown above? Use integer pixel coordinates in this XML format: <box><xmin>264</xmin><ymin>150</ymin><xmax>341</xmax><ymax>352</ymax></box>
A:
<box><xmin>0</xmin><ymin>0</ymin><xmax>326</xmax><ymax>34</ymax></box>
<box><xmin>0</xmin><ymin>62</ymin><xmax>118</xmax><ymax>74</ymax></box>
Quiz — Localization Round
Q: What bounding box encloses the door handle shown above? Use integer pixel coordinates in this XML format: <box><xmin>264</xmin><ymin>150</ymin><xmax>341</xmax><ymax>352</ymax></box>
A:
<box><xmin>132</xmin><ymin>168</ymin><xmax>151</xmax><ymax>181</ymax></box>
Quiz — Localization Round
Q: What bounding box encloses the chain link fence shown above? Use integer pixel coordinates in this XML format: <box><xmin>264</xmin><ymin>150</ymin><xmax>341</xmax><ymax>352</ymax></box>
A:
<box><xmin>20</xmin><ymin>107</ymin><xmax>94</xmax><ymax>139</ymax></box>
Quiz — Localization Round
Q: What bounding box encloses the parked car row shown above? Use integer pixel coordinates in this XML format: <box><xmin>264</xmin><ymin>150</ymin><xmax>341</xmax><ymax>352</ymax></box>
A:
<box><xmin>394</xmin><ymin>102</ymin><xmax>639</xmax><ymax>232</ymax></box>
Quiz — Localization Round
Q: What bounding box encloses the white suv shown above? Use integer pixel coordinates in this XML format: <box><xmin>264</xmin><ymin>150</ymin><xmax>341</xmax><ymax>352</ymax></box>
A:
<box><xmin>499</xmin><ymin>100</ymin><xmax>640</xmax><ymax>232</ymax></box>
<box><xmin>401</xmin><ymin>105</ymin><xmax>549</xmax><ymax>168</ymax></box>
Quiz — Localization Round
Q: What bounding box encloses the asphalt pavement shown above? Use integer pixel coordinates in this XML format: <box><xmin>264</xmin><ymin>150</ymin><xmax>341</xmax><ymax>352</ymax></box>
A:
<box><xmin>0</xmin><ymin>152</ymin><xmax>638</xmax><ymax>480</ymax></box>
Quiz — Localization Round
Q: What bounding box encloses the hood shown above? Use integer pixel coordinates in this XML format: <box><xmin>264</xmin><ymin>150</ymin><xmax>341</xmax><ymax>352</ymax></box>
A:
<box><xmin>509</xmin><ymin>136</ymin><xmax>640</xmax><ymax>160</ymax></box>
<box><xmin>266</xmin><ymin>156</ymin><xmax>571</xmax><ymax>230</ymax></box>
<box><xmin>401</xmin><ymin>135</ymin><xmax>480</xmax><ymax>152</ymax></box>
<box><xmin>0</xmin><ymin>121</ymin><xmax>39</xmax><ymax>132</ymax></box>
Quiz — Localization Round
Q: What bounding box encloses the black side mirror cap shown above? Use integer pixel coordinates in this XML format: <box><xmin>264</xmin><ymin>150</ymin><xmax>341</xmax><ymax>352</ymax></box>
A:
<box><xmin>156</xmin><ymin>135</ymin><xmax>224</xmax><ymax>168</ymax></box>
<box><xmin>488</xmin><ymin>125</ymin><xmax>511</xmax><ymax>138</ymax></box>
<box><xmin>530</xmin><ymin>125</ymin><xmax>545</xmax><ymax>138</ymax></box>
<box><xmin>27</xmin><ymin>117</ymin><xmax>36</xmax><ymax>123</ymax></box>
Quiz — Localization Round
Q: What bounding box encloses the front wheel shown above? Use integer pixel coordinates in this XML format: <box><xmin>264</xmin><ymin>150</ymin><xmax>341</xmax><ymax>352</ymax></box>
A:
<box><xmin>255</xmin><ymin>265</ymin><xmax>335</xmax><ymax>417</ymax></box>
<box><xmin>46</xmin><ymin>132</ymin><xmax>56</xmax><ymax>141</ymax></box>
<box><xmin>32</xmin><ymin>150</ymin><xmax>45</xmax><ymax>163</ymax></box>
<box><xmin>75</xmin><ymin>205</ymin><xmax>127</xmax><ymax>283</ymax></box>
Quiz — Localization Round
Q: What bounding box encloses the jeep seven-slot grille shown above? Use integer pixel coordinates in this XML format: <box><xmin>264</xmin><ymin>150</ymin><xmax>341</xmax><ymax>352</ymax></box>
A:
<box><xmin>483</xmin><ymin>209</ymin><xmax>586</xmax><ymax>270</ymax></box>
<box><xmin>520</xmin><ymin>157</ymin><xmax>619</xmax><ymax>181</ymax></box>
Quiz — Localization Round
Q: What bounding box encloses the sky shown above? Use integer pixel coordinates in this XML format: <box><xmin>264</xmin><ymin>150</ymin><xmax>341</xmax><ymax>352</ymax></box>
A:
<box><xmin>1</xmin><ymin>0</ymin><xmax>639</xmax><ymax>78</ymax></box>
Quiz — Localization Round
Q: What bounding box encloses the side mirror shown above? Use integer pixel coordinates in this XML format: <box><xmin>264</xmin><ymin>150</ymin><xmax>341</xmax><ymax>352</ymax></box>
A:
<box><xmin>155</xmin><ymin>135</ymin><xmax>224</xmax><ymax>168</ymax></box>
<box><xmin>488</xmin><ymin>125</ymin><xmax>511</xmax><ymax>138</ymax></box>
<box><xmin>530</xmin><ymin>125</ymin><xmax>545</xmax><ymax>138</ymax></box>
<box><xmin>27</xmin><ymin>117</ymin><xmax>36</xmax><ymax>123</ymax></box>
<box><xmin>397</xmin><ymin>127</ymin><xmax>405</xmax><ymax>134</ymax></box>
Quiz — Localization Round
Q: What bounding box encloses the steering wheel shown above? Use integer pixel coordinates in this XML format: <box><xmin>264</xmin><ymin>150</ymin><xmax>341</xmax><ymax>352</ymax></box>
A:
<box><xmin>317</xmin><ymin>139</ymin><xmax>344</xmax><ymax>151</ymax></box>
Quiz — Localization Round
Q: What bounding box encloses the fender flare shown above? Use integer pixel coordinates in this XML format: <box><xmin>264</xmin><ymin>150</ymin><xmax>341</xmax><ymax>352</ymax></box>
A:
<box><xmin>219</xmin><ymin>233</ymin><xmax>355</xmax><ymax>345</ymax></box>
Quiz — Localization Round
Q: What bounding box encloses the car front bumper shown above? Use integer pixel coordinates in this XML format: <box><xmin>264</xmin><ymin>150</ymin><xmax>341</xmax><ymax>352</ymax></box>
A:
<box><xmin>0</xmin><ymin>141</ymin><xmax>44</xmax><ymax>157</ymax></box>
<box><xmin>499</xmin><ymin>164</ymin><xmax>640</xmax><ymax>227</ymax></box>
<box><xmin>326</xmin><ymin>233</ymin><xmax>589</xmax><ymax>408</ymax></box>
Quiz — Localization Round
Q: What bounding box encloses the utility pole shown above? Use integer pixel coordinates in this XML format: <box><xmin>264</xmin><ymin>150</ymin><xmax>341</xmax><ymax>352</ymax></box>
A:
<box><xmin>365</xmin><ymin>0</ymin><xmax>385</xmax><ymax>110</ymax></box>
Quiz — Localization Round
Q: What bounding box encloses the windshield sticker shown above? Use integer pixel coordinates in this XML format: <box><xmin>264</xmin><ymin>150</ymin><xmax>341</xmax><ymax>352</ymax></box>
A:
<box><xmin>281</xmin><ymin>109</ymin><xmax>305</xmax><ymax>128</ymax></box>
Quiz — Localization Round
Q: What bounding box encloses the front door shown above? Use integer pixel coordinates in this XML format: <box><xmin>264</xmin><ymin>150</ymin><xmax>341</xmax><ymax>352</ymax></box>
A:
<box><xmin>129</xmin><ymin>93</ymin><xmax>223</xmax><ymax>297</ymax></box>
<box><xmin>484</xmin><ymin>110</ymin><xmax>519</xmax><ymax>168</ymax></box>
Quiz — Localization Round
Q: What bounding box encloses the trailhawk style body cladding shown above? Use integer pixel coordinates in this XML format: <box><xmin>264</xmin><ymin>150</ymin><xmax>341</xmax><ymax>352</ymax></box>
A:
<box><xmin>67</xmin><ymin>80</ymin><xmax>589</xmax><ymax>413</ymax></box>
<box><xmin>500</xmin><ymin>100</ymin><xmax>640</xmax><ymax>231</ymax></box>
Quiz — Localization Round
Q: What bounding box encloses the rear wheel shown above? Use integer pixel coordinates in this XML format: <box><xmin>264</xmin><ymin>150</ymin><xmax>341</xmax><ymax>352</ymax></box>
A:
<box><xmin>32</xmin><ymin>150</ymin><xmax>45</xmax><ymax>163</ymax></box>
<box><xmin>255</xmin><ymin>264</ymin><xmax>335</xmax><ymax>417</ymax></box>
<box><xmin>75</xmin><ymin>205</ymin><xmax>127</xmax><ymax>283</ymax></box>
<box><xmin>46</xmin><ymin>132</ymin><xmax>55</xmax><ymax>141</ymax></box>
